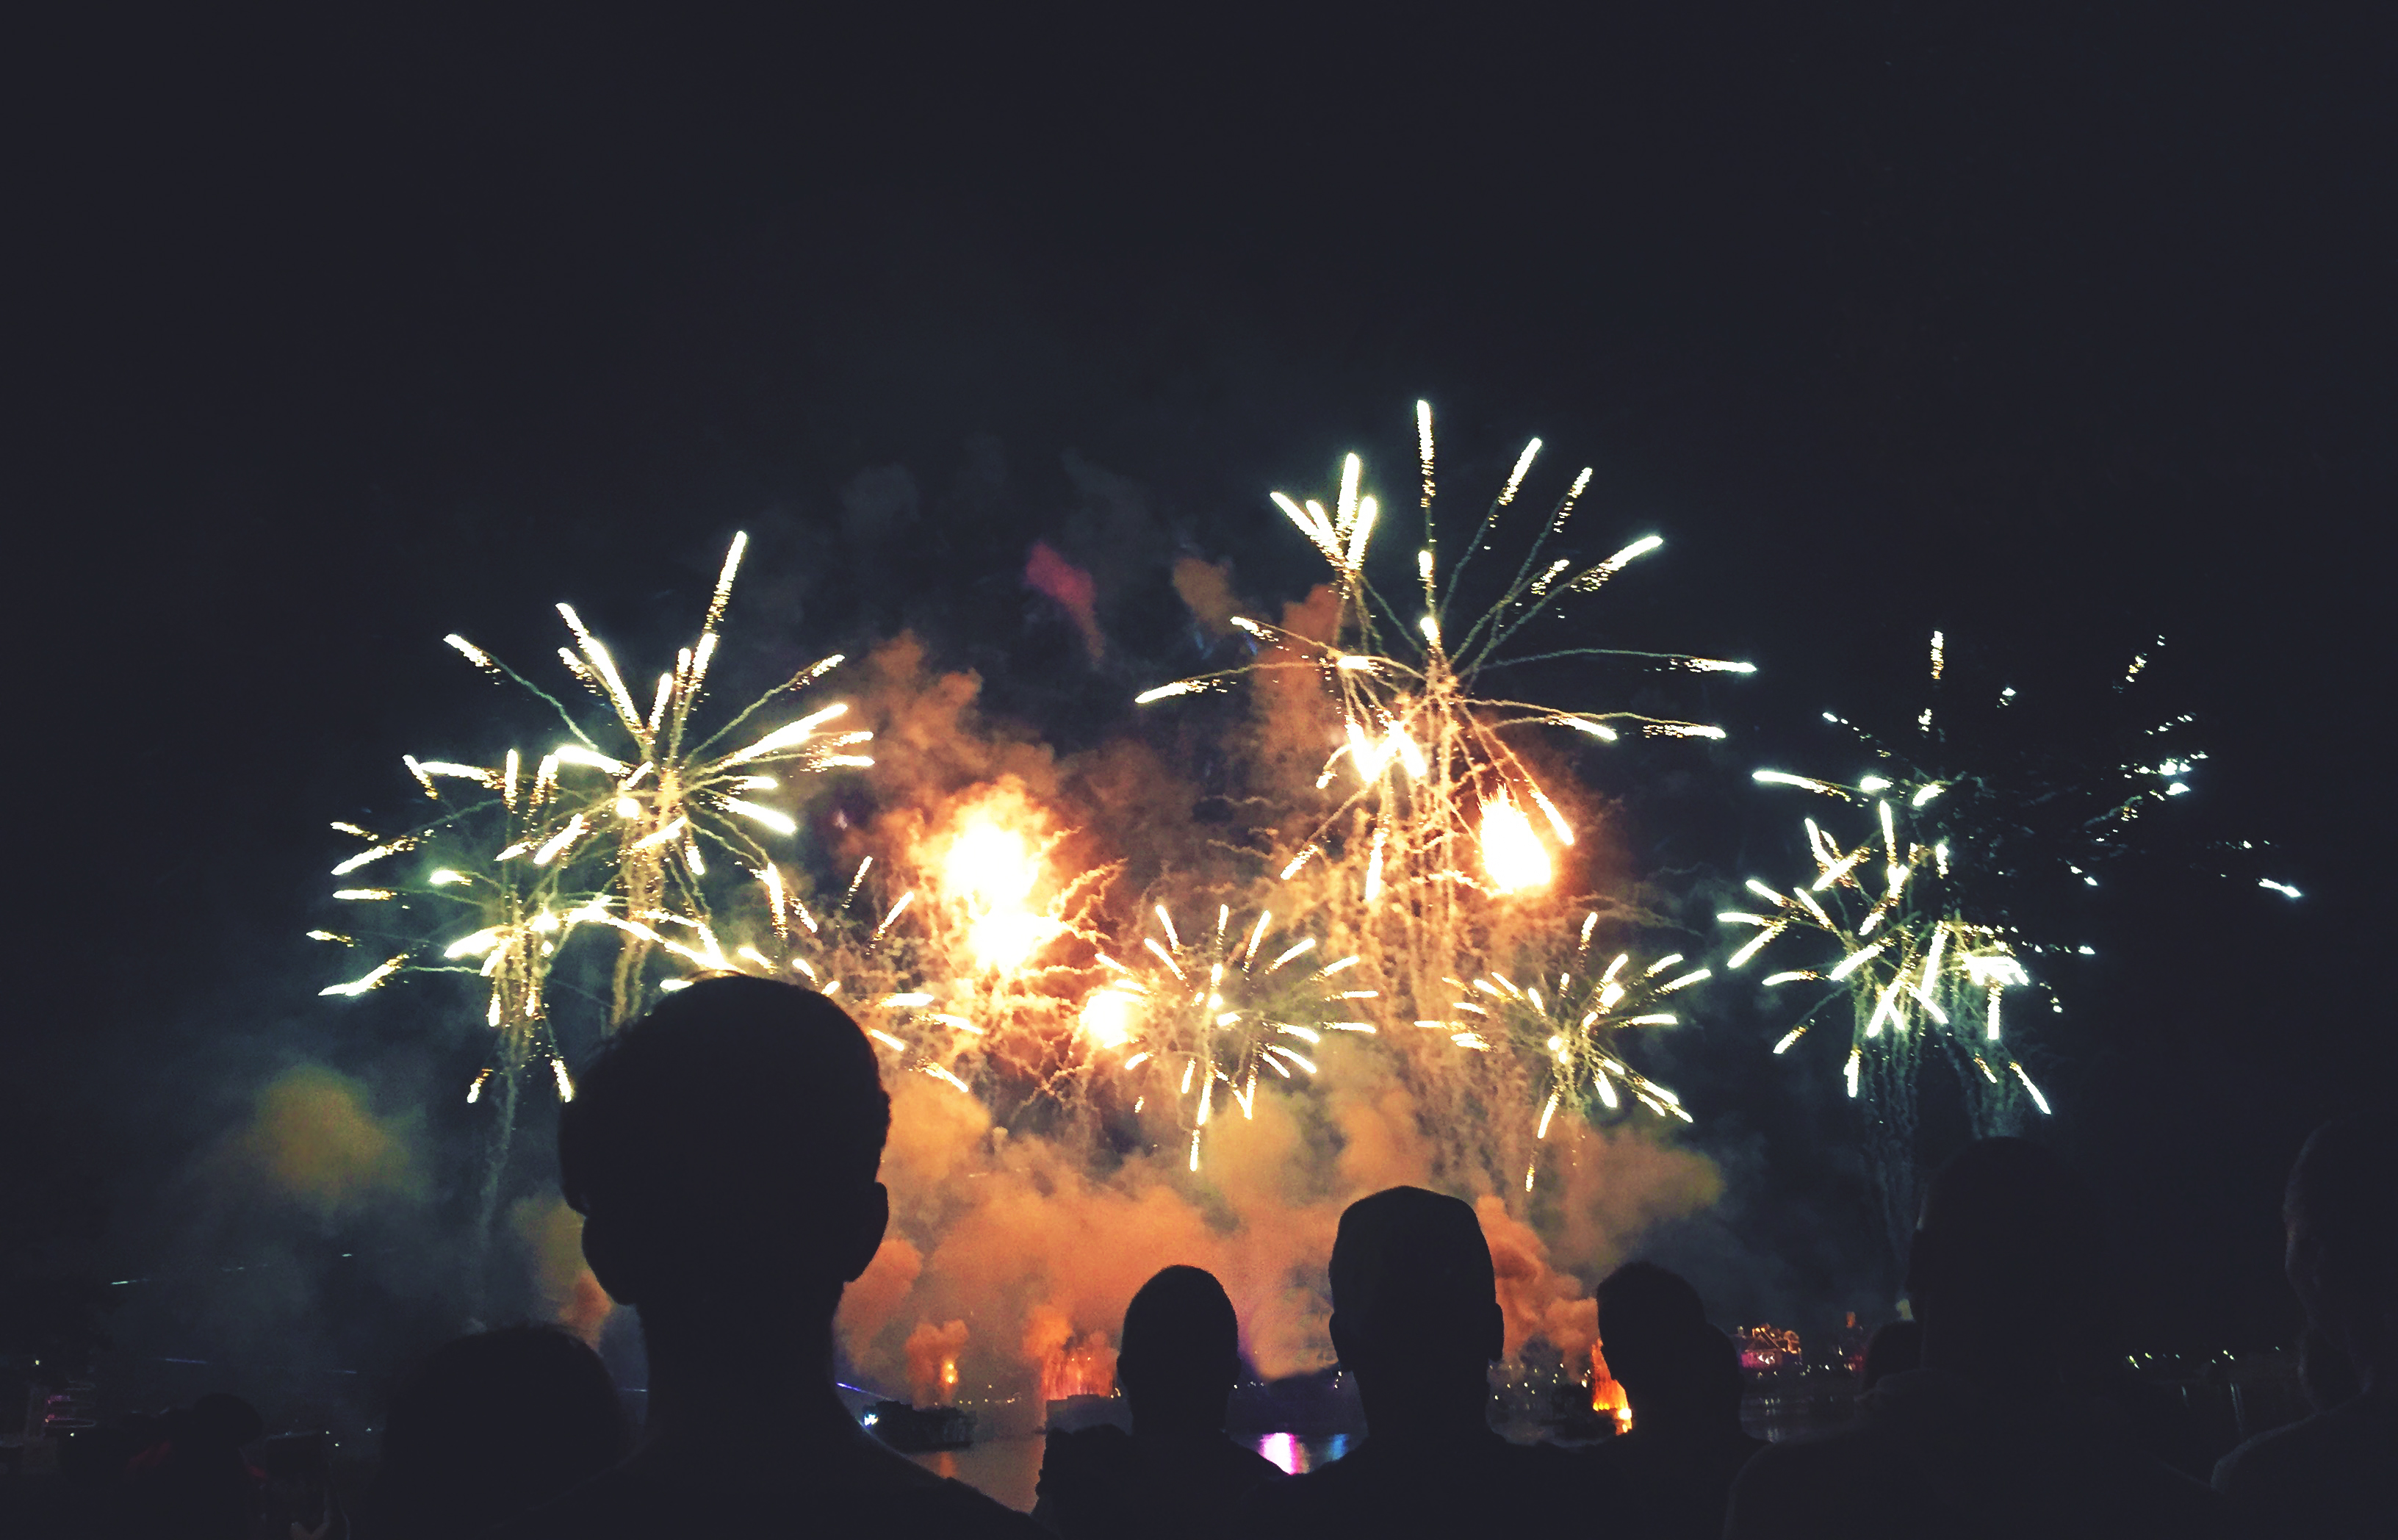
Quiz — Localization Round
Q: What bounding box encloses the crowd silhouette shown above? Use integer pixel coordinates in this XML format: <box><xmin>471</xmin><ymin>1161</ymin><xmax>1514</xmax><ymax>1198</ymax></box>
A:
<box><xmin>12</xmin><ymin>976</ymin><xmax>2389</xmax><ymax>1538</ymax></box>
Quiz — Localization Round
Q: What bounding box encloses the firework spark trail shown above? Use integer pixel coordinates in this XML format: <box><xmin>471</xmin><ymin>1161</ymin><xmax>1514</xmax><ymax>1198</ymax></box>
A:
<box><xmin>318</xmin><ymin>746</ymin><xmax>607</xmax><ymax>1102</ymax></box>
<box><xmin>317</xmin><ymin>745</ymin><xmax>624</xmax><ymax>1310</ymax></box>
<box><xmin>679</xmin><ymin>854</ymin><xmax>988</xmax><ymax>1096</ymax></box>
<box><xmin>1734</xmin><ymin>631</ymin><xmax>2227</xmax><ymax>1109</ymax></box>
<box><xmin>1450</xmin><ymin>911</ymin><xmax>1704</xmax><ymax>1191</ymax></box>
<box><xmin>1726</xmin><ymin>631</ymin><xmax>2221</xmax><ymax>1258</ymax></box>
<box><xmin>1080</xmin><ymin>902</ymin><xmax>1372</xmax><ymax>1170</ymax></box>
<box><xmin>443</xmin><ymin>532</ymin><xmax>874</xmax><ymax>1026</ymax></box>
<box><xmin>1724</xmin><ymin>774</ymin><xmax>2041</xmax><ymax>1109</ymax></box>
<box><xmin>1136</xmin><ymin>403</ymin><xmax>1749</xmax><ymax>1044</ymax></box>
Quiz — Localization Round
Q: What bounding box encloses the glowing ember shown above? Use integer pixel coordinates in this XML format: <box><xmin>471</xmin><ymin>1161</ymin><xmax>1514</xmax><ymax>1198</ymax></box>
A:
<box><xmin>1588</xmin><ymin>1339</ymin><xmax>1634</xmax><ymax>1433</ymax></box>
<box><xmin>942</xmin><ymin>818</ymin><xmax>1055</xmax><ymax>974</ymax></box>
<box><xmin>1478</xmin><ymin>789</ymin><xmax>1554</xmax><ymax>893</ymax></box>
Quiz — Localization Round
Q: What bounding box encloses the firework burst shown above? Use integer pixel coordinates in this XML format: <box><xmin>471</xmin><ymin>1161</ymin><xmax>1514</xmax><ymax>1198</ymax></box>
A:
<box><xmin>317</xmin><ymin>746</ymin><xmax>605</xmax><ymax>1104</ymax></box>
<box><xmin>1721</xmin><ymin>771</ymin><xmax>2050</xmax><ymax>1116</ymax></box>
<box><xmin>1082</xmin><ymin>902</ymin><xmax>1373</xmax><ymax>1171</ymax></box>
<box><xmin>441</xmin><ymin>532</ymin><xmax>874</xmax><ymax>1024</ymax></box>
<box><xmin>1450</xmin><ymin>910</ymin><xmax>1707</xmax><ymax>1191</ymax></box>
<box><xmin>1137</xmin><ymin>403</ymin><xmax>1747</xmax><ymax>1024</ymax></box>
<box><xmin>1722</xmin><ymin>631</ymin><xmax>2224</xmax><ymax>1259</ymax></box>
<box><xmin>713</xmin><ymin>855</ymin><xmax>985</xmax><ymax>1095</ymax></box>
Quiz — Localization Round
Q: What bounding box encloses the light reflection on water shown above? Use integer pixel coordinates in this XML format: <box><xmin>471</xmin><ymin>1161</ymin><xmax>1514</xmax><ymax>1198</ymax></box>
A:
<box><xmin>908</xmin><ymin>1433</ymin><xmax>1353</xmax><ymax>1511</ymax></box>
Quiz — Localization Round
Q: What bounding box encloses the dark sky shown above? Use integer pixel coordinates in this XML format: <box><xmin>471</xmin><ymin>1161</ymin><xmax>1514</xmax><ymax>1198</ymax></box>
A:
<box><xmin>14</xmin><ymin>7</ymin><xmax>2391</xmax><ymax>1361</ymax></box>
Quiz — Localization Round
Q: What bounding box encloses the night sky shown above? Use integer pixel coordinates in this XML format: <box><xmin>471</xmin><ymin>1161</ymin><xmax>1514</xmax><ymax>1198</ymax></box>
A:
<box><xmin>14</xmin><ymin>8</ymin><xmax>2391</xmax><ymax>1376</ymax></box>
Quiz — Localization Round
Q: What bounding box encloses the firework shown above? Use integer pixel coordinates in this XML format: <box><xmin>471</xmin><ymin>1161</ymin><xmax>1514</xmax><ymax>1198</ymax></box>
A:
<box><xmin>1731</xmin><ymin>632</ymin><xmax>2227</xmax><ymax>1105</ymax></box>
<box><xmin>713</xmin><ymin>855</ymin><xmax>984</xmax><ymax>1096</ymax></box>
<box><xmin>1722</xmin><ymin>774</ymin><xmax>2045</xmax><ymax>1110</ymax></box>
<box><xmin>1084</xmin><ymin>902</ymin><xmax>1371</xmax><ymax>1171</ymax></box>
<box><xmin>442</xmin><ymin>532</ymin><xmax>874</xmax><ymax>1025</ymax></box>
<box><xmin>1137</xmin><ymin>403</ymin><xmax>1746</xmax><ymax>1026</ymax></box>
<box><xmin>1724</xmin><ymin>632</ymin><xmax>2212</xmax><ymax>1258</ymax></box>
<box><xmin>1450</xmin><ymin>911</ymin><xmax>1705</xmax><ymax>1190</ymax></box>
<box><xmin>317</xmin><ymin>746</ymin><xmax>605</xmax><ymax>1104</ymax></box>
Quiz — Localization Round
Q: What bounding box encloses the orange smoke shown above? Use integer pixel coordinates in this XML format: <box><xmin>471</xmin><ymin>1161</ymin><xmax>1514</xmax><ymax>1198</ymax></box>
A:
<box><xmin>1169</xmin><ymin>555</ymin><xmax>1239</xmax><ymax>638</ymax></box>
<box><xmin>1024</xmin><ymin>1305</ymin><xmax>1117</xmax><ymax>1401</ymax></box>
<box><xmin>1476</xmin><ymin>1196</ymin><xmax>1597</xmax><ymax>1361</ymax></box>
<box><xmin>840</xmin><ymin>1236</ymin><xmax>923</xmax><ymax>1363</ymax></box>
<box><xmin>905</xmin><ymin>1318</ymin><xmax>971</xmax><ymax>1405</ymax></box>
<box><xmin>1589</xmin><ymin>1339</ymin><xmax>1633</xmax><ymax>1433</ymax></box>
<box><xmin>560</xmin><ymin>1273</ymin><xmax>613</xmax><ymax>1347</ymax></box>
<box><xmin>512</xmin><ymin>1196</ymin><xmax>614</xmax><ymax>1346</ymax></box>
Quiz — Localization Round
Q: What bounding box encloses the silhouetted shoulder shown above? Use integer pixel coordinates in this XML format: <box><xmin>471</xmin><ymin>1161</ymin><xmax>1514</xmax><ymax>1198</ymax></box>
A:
<box><xmin>499</xmin><ymin>1464</ymin><xmax>1046</xmax><ymax>1539</ymax></box>
<box><xmin>2213</xmin><ymin>1392</ymin><xmax>2398</xmax><ymax>1539</ymax></box>
<box><xmin>1725</xmin><ymin>1429</ymin><xmax>1942</xmax><ymax>1540</ymax></box>
<box><xmin>1727</xmin><ymin>1413</ymin><xmax>2235</xmax><ymax>1540</ymax></box>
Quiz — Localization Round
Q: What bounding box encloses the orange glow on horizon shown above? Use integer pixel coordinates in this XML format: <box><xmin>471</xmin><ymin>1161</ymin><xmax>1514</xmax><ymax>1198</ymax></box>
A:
<box><xmin>1589</xmin><ymin>1339</ymin><xmax>1634</xmax><ymax>1433</ymax></box>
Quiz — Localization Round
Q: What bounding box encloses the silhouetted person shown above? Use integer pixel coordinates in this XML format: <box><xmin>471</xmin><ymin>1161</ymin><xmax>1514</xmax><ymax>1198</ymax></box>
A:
<box><xmin>118</xmin><ymin>1392</ymin><xmax>263</xmax><ymax>1540</ymax></box>
<box><xmin>1584</xmin><ymin>1262</ymin><xmax>1763</xmax><ymax>1540</ymax></box>
<box><xmin>1242</xmin><ymin>1187</ymin><xmax>1588</xmax><ymax>1539</ymax></box>
<box><xmin>1725</xmin><ymin>1137</ymin><xmax>2230</xmax><ymax>1539</ymax></box>
<box><xmin>369</xmin><ymin>1323</ymin><xmax>629</xmax><ymax>1537</ymax></box>
<box><xmin>1031</xmin><ymin>1266</ymin><xmax>1283</xmax><ymax>1540</ymax></box>
<box><xmin>500</xmin><ymin>976</ymin><xmax>1042</xmax><ymax>1538</ymax></box>
<box><xmin>1858</xmin><ymin>1319</ymin><xmax>1920</xmax><ymax>1391</ymax></box>
<box><xmin>2212</xmin><ymin>1114</ymin><xmax>2395</xmax><ymax>1538</ymax></box>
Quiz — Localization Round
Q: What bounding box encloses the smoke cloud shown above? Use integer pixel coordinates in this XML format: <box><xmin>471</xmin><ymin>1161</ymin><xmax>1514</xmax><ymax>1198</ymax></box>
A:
<box><xmin>228</xmin><ymin>1065</ymin><xmax>427</xmax><ymax>1220</ymax></box>
<box><xmin>813</xmin><ymin>606</ymin><xmax>1727</xmax><ymax>1406</ymax></box>
<box><xmin>1170</xmin><ymin>555</ymin><xmax>1240</xmax><ymax>638</ymax></box>
<box><xmin>840</xmin><ymin>1044</ymin><xmax>1718</xmax><ymax>1397</ymax></box>
<box><xmin>511</xmin><ymin>1195</ymin><xmax>613</xmax><ymax>1345</ymax></box>
<box><xmin>1025</xmin><ymin>541</ymin><xmax>1104</xmax><ymax>661</ymax></box>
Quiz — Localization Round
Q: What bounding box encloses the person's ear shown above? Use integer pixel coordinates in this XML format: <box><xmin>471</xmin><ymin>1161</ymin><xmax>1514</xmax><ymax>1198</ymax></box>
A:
<box><xmin>1328</xmin><ymin>1311</ymin><xmax>1356</xmax><ymax>1370</ymax></box>
<box><xmin>838</xmin><ymin>1181</ymin><xmax>892</xmax><ymax>1284</ymax></box>
<box><xmin>1480</xmin><ymin>1300</ymin><xmax>1505</xmax><ymax>1363</ymax></box>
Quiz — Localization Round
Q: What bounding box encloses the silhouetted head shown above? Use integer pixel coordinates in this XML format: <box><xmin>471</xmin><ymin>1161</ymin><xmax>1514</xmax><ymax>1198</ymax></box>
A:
<box><xmin>1859</xmin><ymin>1319</ymin><xmax>1923</xmax><ymax>1390</ymax></box>
<box><xmin>375</xmin><ymin>1325</ymin><xmax>629</xmax><ymax>1537</ymax></box>
<box><xmin>186</xmin><ymin>1393</ymin><xmax>263</xmax><ymax>1450</ymax></box>
<box><xmin>559</xmin><ymin>976</ymin><xmax>891</xmax><ymax>1346</ymax></box>
<box><xmin>1117</xmin><ymin>1266</ymin><xmax>1242</xmax><ymax>1436</ymax></box>
<box><xmin>1595</xmin><ymin>1263</ymin><xmax>1738</xmax><ymax>1433</ymax></box>
<box><xmin>1327</xmin><ymin>1187</ymin><xmax>1503</xmax><ymax>1439</ymax></box>
<box><xmin>2283</xmin><ymin>1115</ymin><xmax>2396</xmax><ymax>1385</ymax></box>
<box><xmin>1904</xmin><ymin>1137</ymin><xmax>2113</xmax><ymax>1377</ymax></box>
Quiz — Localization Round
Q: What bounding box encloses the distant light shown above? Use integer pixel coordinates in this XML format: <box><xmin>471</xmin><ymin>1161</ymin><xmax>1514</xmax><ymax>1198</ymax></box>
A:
<box><xmin>2259</xmin><ymin>878</ymin><xmax>2302</xmax><ymax>899</ymax></box>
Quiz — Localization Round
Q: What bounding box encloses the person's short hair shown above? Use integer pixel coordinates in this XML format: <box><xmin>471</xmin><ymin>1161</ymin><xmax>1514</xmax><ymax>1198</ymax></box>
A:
<box><xmin>1122</xmin><ymin>1265</ymin><xmax>1241</xmax><ymax>1375</ymax></box>
<box><xmin>1595</xmin><ymin>1261</ymin><xmax>1712</xmax><ymax>1398</ymax></box>
<box><xmin>558</xmin><ymin>976</ymin><xmax>890</xmax><ymax>1246</ymax></box>
<box><xmin>1859</xmin><ymin>1318</ymin><xmax>1923</xmax><ymax>1390</ymax></box>
<box><xmin>1596</xmin><ymin>1262</ymin><xmax>1708</xmax><ymax>1341</ymax></box>
<box><xmin>2285</xmin><ymin>1115</ymin><xmax>2395</xmax><ymax>1292</ymax></box>
<box><xmin>376</xmin><ymin>1325</ymin><xmax>628</xmax><ymax>1529</ymax></box>
<box><xmin>1329</xmin><ymin>1187</ymin><xmax>1494</xmax><ymax>1347</ymax></box>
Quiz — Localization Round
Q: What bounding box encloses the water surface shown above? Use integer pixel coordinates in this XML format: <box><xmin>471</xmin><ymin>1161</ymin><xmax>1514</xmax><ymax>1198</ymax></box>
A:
<box><xmin>910</xmin><ymin>1433</ymin><xmax>1353</xmax><ymax>1511</ymax></box>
